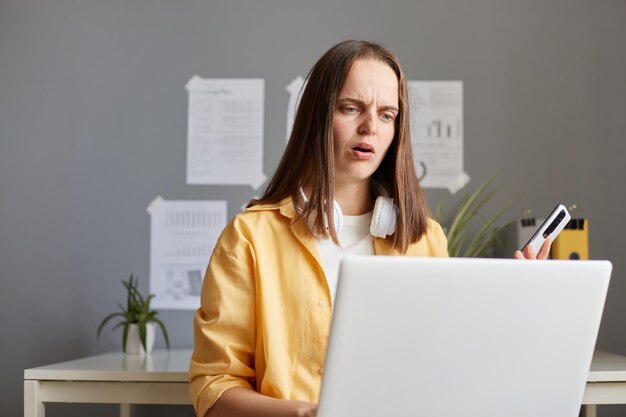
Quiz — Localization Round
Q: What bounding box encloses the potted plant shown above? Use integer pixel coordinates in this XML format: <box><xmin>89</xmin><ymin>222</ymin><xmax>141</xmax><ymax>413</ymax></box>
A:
<box><xmin>97</xmin><ymin>275</ymin><xmax>170</xmax><ymax>354</ymax></box>
<box><xmin>434</xmin><ymin>175</ymin><xmax>510</xmax><ymax>257</ymax></box>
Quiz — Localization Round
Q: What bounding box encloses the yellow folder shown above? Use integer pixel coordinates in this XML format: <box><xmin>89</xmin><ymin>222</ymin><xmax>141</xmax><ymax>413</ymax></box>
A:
<box><xmin>551</xmin><ymin>218</ymin><xmax>589</xmax><ymax>260</ymax></box>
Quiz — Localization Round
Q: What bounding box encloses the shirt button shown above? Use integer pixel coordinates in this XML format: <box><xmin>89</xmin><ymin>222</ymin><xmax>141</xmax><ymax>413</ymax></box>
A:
<box><xmin>319</xmin><ymin>300</ymin><xmax>327</xmax><ymax>308</ymax></box>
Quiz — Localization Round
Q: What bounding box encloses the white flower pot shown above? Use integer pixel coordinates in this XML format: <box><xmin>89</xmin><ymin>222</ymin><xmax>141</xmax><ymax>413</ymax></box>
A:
<box><xmin>125</xmin><ymin>323</ymin><xmax>155</xmax><ymax>355</ymax></box>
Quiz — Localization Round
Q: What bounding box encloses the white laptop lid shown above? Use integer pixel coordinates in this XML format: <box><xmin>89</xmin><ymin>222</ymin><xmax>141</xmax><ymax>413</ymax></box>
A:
<box><xmin>317</xmin><ymin>257</ymin><xmax>611</xmax><ymax>417</ymax></box>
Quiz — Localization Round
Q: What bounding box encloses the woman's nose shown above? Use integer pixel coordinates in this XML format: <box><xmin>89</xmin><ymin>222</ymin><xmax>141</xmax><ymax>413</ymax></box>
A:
<box><xmin>358</xmin><ymin>111</ymin><xmax>377</xmax><ymax>135</ymax></box>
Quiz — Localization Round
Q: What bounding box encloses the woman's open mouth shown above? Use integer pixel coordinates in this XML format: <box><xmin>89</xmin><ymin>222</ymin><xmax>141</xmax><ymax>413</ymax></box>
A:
<box><xmin>351</xmin><ymin>143</ymin><xmax>374</xmax><ymax>160</ymax></box>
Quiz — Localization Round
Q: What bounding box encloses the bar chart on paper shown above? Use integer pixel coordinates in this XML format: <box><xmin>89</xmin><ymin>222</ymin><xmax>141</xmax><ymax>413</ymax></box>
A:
<box><xmin>416</xmin><ymin>117</ymin><xmax>462</xmax><ymax>140</ymax></box>
<box><xmin>408</xmin><ymin>81</ymin><xmax>468</xmax><ymax>193</ymax></box>
<box><xmin>147</xmin><ymin>198</ymin><xmax>227</xmax><ymax>309</ymax></box>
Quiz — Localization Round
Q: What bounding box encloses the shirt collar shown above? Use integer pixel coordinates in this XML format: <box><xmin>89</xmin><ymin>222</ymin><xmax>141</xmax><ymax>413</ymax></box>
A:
<box><xmin>246</xmin><ymin>197</ymin><xmax>297</xmax><ymax>220</ymax></box>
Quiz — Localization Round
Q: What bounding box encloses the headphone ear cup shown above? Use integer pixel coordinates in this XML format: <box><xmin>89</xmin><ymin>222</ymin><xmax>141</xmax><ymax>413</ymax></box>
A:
<box><xmin>299</xmin><ymin>188</ymin><xmax>345</xmax><ymax>236</ymax></box>
<box><xmin>332</xmin><ymin>200</ymin><xmax>344</xmax><ymax>234</ymax></box>
<box><xmin>370</xmin><ymin>196</ymin><xmax>397</xmax><ymax>238</ymax></box>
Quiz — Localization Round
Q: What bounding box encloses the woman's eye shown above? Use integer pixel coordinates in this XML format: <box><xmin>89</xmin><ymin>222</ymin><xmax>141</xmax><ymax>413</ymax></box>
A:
<box><xmin>381</xmin><ymin>113</ymin><xmax>395</xmax><ymax>122</ymax></box>
<box><xmin>345</xmin><ymin>107</ymin><xmax>357</xmax><ymax>113</ymax></box>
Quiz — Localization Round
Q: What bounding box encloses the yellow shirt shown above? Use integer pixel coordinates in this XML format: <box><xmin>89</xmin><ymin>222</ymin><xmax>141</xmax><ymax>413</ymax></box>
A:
<box><xmin>189</xmin><ymin>197</ymin><xmax>448</xmax><ymax>416</ymax></box>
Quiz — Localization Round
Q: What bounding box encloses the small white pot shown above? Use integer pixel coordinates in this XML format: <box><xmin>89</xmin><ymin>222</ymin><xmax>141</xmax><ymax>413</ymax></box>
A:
<box><xmin>125</xmin><ymin>323</ymin><xmax>155</xmax><ymax>355</ymax></box>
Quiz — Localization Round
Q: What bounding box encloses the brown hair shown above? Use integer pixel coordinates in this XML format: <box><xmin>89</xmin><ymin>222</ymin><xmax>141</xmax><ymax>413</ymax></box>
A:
<box><xmin>249</xmin><ymin>40</ymin><xmax>430</xmax><ymax>253</ymax></box>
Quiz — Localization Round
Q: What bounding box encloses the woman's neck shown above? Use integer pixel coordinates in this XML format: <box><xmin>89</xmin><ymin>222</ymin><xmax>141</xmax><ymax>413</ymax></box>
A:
<box><xmin>334</xmin><ymin>180</ymin><xmax>373</xmax><ymax>215</ymax></box>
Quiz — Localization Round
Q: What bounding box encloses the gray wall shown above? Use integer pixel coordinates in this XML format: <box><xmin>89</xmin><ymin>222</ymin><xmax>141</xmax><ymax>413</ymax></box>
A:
<box><xmin>1</xmin><ymin>0</ymin><xmax>625</xmax><ymax>416</ymax></box>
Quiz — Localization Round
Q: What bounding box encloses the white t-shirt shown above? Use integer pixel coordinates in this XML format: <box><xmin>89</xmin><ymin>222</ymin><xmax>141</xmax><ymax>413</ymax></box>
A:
<box><xmin>314</xmin><ymin>211</ymin><xmax>374</xmax><ymax>304</ymax></box>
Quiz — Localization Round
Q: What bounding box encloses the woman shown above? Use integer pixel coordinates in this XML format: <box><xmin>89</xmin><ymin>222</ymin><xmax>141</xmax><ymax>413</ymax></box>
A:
<box><xmin>189</xmin><ymin>40</ymin><xmax>549</xmax><ymax>417</ymax></box>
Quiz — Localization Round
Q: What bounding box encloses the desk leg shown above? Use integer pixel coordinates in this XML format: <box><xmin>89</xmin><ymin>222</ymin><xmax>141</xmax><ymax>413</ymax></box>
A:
<box><xmin>120</xmin><ymin>403</ymin><xmax>132</xmax><ymax>417</ymax></box>
<box><xmin>582</xmin><ymin>404</ymin><xmax>597</xmax><ymax>417</ymax></box>
<box><xmin>24</xmin><ymin>381</ymin><xmax>45</xmax><ymax>417</ymax></box>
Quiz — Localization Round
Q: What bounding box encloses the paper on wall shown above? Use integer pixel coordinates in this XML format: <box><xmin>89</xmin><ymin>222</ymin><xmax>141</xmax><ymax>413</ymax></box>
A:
<box><xmin>285</xmin><ymin>76</ymin><xmax>306</xmax><ymax>143</ymax></box>
<box><xmin>147</xmin><ymin>196</ymin><xmax>227</xmax><ymax>310</ymax></box>
<box><xmin>408</xmin><ymin>81</ymin><xmax>469</xmax><ymax>194</ymax></box>
<box><xmin>186</xmin><ymin>76</ymin><xmax>266</xmax><ymax>189</ymax></box>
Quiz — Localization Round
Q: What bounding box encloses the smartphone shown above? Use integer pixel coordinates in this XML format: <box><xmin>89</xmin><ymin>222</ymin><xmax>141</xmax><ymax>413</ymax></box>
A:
<box><xmin>521</xmin><ymin>204</ymin><xmax>571</xmax><ymax>254</ymax></box>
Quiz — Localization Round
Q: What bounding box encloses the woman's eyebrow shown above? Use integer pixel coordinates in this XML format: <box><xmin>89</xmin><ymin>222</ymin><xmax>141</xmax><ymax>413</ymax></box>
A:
<box><xmin>336</xmin><ymin>98</ymin><xmax>399</xmax><ymax>112</ymax></box>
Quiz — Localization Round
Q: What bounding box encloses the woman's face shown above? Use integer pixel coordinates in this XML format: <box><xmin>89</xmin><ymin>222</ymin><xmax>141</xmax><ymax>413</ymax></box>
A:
<box><xmin>332</xmin><ymin>58</ymin><xmax>399</xmax><ymax>187</ymax></box>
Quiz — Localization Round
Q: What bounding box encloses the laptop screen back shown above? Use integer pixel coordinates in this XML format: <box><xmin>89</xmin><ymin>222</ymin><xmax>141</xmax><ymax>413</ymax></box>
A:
<box><xmin>317</xmin><ymin>257</ymin><xmax>611</xmax><ymax>417</ymax></box>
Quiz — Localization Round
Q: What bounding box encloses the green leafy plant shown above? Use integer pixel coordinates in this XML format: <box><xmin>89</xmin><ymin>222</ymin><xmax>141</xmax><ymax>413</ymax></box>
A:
<box><xmin>97</xmin><ymin>275</ymin><xmax>170</xmax><ymax>352</ymax></box>
<box><xmin>434</xmin><ymin>175</ymin><xmax>510</xmax><ymax>258</ymax></box>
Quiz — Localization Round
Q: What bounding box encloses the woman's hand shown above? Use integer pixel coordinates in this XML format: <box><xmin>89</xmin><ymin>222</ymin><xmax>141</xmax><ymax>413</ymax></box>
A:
<box><xmin>293</xmin><ymin>400</ymin><xmax>317</xmax><ymax>417</ymax></box>
<box><xmin>205</xmin><ymin>387</ymin><xmax>317</xmax><ymax>417</ymax></box>
<box><xmin>513</xmin><ymin>238</ymin><xmax>552</xmax><ymax>260</ymax></box>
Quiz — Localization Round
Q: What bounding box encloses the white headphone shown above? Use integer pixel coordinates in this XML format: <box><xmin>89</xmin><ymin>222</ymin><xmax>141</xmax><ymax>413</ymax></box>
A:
<box><xmin>299</xmin><ymin>182</ymin><xmax>398</xmax><ymax>238</ymax></box>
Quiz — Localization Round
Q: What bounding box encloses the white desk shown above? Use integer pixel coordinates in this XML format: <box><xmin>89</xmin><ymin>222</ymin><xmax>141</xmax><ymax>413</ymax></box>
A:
<box><xmin>24</xmin><ymin>349</ymin><xmax>626</xmax><ymax>417</ymax></box>
<box><xmin>582</xmin><ymin>351</ymin><xmax>626</xmax><ymax>417</ymax></box>
<box><xmin>24</xmin><ymin>349</ymin><xmax>192</xmax><ymax>417</ymax></box>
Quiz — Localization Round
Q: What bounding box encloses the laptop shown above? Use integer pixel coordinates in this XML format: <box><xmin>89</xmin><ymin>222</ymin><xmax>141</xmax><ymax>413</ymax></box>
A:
<box><xmin>316</xmin><ymin>256</ymin><xmax>611</xmax><ymax>417</ymax></box>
